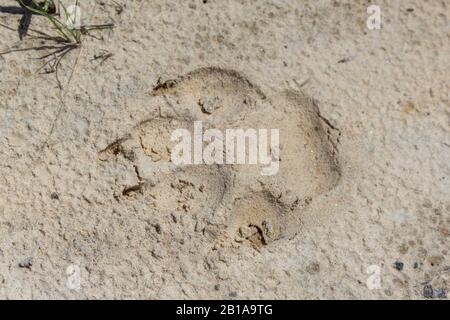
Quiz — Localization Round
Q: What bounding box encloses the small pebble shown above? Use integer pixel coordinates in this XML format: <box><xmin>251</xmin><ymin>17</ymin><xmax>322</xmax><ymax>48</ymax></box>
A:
<box><xmin>393</xmin><ymin>260</ymin><xmax>404</xmax><ymax>271</ymax></box>
<box><xmin>239</xmin><ymin>225</ymin><xmax>254</xmax><ymax>238</ymax></box>
<box><xmin>423</xmin><ymin>285</ymin><xmax>447</xmax><ymax>299</ymax></box>
<box><xmin>433</xmin><ymin>288</ymin><xmax>447</xmax><ymax>299</ymax></box>
<box><xmin>198</xmin><ymin>96</ymin><xmax>222</xmax><ymax>114</ymax></box>
<box><xmin>51</xmin><ymin>192</ymin><xmax>59</xmax><ymax>200</ymax></box>
<box><xmin>229</xmin><ymin>291</ymin><xmax>238</xmax><ymax>298</ymax></box>
<box><xmin>306</xmin><ymin>262</ymin><xmax>321</xmax><ymax>275</ymax></box>
<box><xmin>423</xmin><ymin>285</ymin><xmax>434</xmax><ymax>298</ymax></box>
<box><xmin>19</xmin><ymin>257</ymin><xmax>33</xmax><ymax>269</ymax></box>
<box><xmin>154</xmin><ymin>223</ymin><xmax>162</xmax><ymax>234</ymax></box>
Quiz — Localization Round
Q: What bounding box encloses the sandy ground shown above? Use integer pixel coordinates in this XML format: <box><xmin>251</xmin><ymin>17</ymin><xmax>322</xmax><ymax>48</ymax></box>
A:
<box><xmin>0</xmin><ymin>0</ymin><xmax>449</xmax><ymax>299</ymax></box>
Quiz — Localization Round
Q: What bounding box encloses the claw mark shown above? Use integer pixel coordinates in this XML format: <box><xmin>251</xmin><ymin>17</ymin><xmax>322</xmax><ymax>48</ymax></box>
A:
<box><xmin>122</xmin><ymin>183</ymin><xmax>146</xmax><ymax>197</ymax></box>
<box><xmin>316</xmin><ymin>107</ymin><xmax>341</xmax><ymax>156</ymax></box>
<box><xmin>98</xmin><ymin>135</ymin><xmax>131</xmax><ymax>160</ymax></box>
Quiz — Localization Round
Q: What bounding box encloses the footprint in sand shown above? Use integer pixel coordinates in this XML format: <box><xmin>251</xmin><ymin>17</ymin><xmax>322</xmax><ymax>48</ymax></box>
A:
<box><xmin>99</xmin><ymin>67</ymin><xmax>341</xmax><ymax>249</ymax></box>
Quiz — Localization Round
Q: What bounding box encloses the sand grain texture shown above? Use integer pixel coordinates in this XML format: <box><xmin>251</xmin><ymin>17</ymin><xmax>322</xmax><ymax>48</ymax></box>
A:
<box><xmin>0</xmin><ymin>0</ymin><xmax>448</xmax><ymax>299</ymax></box>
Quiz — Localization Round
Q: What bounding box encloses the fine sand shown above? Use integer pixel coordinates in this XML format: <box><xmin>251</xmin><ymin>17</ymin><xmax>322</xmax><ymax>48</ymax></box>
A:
<box><xmin>0</xmin><ymin>0</ymin><xmax>448</xmax><ymax>299</ymax></box>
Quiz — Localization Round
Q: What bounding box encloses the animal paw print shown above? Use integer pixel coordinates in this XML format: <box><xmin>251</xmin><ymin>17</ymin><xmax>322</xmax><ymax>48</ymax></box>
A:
<box><xmin>99</xmin><ymin>67</ymin><xmax>341</xmax><ymax>249</ymax></box>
